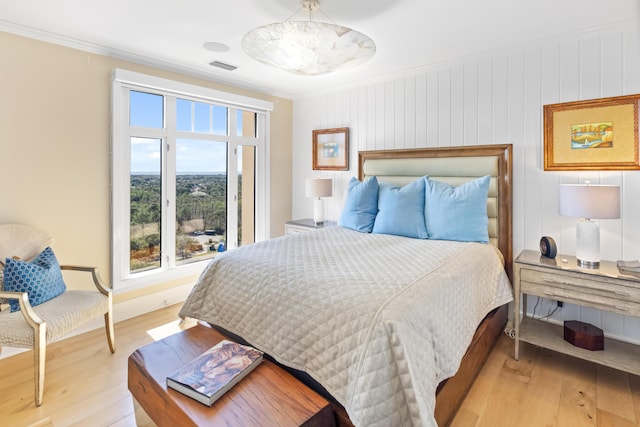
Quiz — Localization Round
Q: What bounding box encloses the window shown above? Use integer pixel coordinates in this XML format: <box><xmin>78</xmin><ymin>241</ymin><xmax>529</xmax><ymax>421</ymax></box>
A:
<box><xmin>112</xmin><ymin>69</ymin><xmax>272</xmax><ymax>291</ymax></box>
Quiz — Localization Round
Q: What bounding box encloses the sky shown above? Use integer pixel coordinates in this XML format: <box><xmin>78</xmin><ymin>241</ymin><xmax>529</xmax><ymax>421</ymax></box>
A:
<box><xmin>129</xmin><ymin>90</ymin><xmax>245</xmax><ymax>174</ymax></box>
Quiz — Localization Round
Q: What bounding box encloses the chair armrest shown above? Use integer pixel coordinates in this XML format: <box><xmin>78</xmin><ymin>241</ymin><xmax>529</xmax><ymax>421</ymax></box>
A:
<box><xmin>60</xmin><ymin>265</ymin><xmax>112</xmax><ymax>296</ymax></box>
<box><xmin>0</xmin><ymin>291</ymin><xmax>45</xmax><ymax>328</ymax></box>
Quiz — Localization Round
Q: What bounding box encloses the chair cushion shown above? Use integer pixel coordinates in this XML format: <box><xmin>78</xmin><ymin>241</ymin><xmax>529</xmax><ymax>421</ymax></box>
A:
<box><xmin>4</xmin><ymin>247</ymin><xmax>67</xmax><ymax>312</ymax></box>
<box><xmin>0</xmin><ymin>224</ymin><xmax>54</xmax><ymax>263</ymax></box>
<box><xmin>0</xmin><ymin>290</ymin><xmax>109</xmax><ymax>347</ymax></box>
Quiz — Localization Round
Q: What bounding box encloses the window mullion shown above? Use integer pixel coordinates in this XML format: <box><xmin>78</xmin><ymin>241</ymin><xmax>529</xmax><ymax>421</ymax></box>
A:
<box><xmin>255</xmin><ymin>113</ymin><xmax>269</xmax><ymax>241</ymax></box>
<box><xmin>227</xmin><ymin>110</ymin><xmax>239</xmax><ymax>250</ymax></box>
<box><xmin>165</xmin><ymin>97</ymin><xmax>177</xmax><ymax>268</ymax></box>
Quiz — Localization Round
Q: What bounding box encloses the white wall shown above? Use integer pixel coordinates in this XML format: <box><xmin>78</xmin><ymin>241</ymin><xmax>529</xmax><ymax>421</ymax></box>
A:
<box><xmin>292</xmin><ymin>19</ymin><xmax>640</xmax><ymax>343</ymax></box>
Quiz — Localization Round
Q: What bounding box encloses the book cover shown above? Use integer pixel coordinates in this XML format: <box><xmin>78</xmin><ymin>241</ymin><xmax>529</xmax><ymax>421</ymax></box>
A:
<box><xmin>166</xmin><ymin>339</ymin><xmax>263</xmax><ymax>406</ymax></box>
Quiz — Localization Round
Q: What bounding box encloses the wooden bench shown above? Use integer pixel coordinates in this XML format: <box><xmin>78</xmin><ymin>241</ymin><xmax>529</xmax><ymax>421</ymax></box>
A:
<box><xmin>128</xmin><ymin>323</ymin><xmax>335</xmax><ymax>427</ymax></box>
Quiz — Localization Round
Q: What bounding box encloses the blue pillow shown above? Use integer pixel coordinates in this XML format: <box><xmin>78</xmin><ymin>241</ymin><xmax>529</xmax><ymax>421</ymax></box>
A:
<box><xmin>424</xmin><ymin>175</ymin><xmax>491</xmax><ymax>243</ymax></box>
<box><xmin>372</xmin><ymin>177</ymin><xmax>429</xmax><ymax>239</ymax></box>
<box><xmin>338</xmin><ymin>176</ymin><xmax>379</xmax><ymax>233</ymax></box>
<box><xmin>4</xmin><ymin>247</ymin><xmax>67</xmax><ymax>312</ymax></box>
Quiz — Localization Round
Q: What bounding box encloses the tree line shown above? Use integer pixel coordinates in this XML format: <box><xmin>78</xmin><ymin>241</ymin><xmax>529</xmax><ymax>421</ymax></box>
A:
<box><xmin>130</xmin><ymin>174</ymin><xmax>229</xmax><ymax>252</ymax></box>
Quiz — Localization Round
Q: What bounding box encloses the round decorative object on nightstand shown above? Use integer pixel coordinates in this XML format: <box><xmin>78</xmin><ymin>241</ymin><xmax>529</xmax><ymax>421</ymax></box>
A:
<box><xmin>539</xmin><ymin>236</ymin><xmax>557</xmax><ymax>258</ymax></box>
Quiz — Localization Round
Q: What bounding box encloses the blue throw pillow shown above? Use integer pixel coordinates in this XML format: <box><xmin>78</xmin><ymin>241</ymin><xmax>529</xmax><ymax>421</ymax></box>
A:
<box><xmin>338</xmin><ymin>176</ymin><xmax>379</xmax><ymax>233</ymax></box>
<box><xmin>372</xmin><ymin>177</ymin><xmax>429</xmax><ymax>239</ymax></box>
<box><xmin>4</xmin><ymin>247</ymin><xmax>67</xmax><ymax>312</ymax></box>
<box><xmin>424</xmin><ymin>175</ymin><xmax>491</xmax><ymax>243</ymax></box>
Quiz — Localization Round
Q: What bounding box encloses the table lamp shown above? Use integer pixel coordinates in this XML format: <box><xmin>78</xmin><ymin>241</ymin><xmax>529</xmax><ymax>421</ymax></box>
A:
<box><xmin>305</xmin><ymin>178</ymin><xmax>333</xmax><ymax>225</ymax></box>
<box><xmin>558</xmin><ymin>183</ymin><xmax>620</xmax><ymax>268</ymax></box>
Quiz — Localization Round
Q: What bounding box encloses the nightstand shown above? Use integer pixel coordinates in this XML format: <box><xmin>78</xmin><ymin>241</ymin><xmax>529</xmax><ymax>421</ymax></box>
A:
<box><xmin>284</xmin><ymin>218</ymin><xmax>337</xmax><ymax>235</ymax></box>
<box><xmin>514</xmin><ymin>249</ymin><xmax>640</xmax><ymax>375</ymax></box>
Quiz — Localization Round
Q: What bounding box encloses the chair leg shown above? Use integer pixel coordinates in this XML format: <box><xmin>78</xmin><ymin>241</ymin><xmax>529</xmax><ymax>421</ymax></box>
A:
<box><xmin>34</xmin><ymin>322</ymin><xmax>46</xmax><ymax>406</ymax></box>
<box><xmin>104</xmin><ymin>310</ymin><xmax>115</xmax><ymax>354</ymax></box>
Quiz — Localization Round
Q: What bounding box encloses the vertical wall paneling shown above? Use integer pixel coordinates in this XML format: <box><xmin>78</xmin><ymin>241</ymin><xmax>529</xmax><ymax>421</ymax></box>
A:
<box><xmin>404</xmin><ymin>76</ymin><xmax>416</xmax><ymax>149</ymax></box>
<box><xmin>450</xmin><ymin>65</ymin><xmax>464</xmax><ymax>146</ymax></box>
<box><xmin>375</xmin><ymin>83</ymin><xmax>385</xmax><ymax>149</ymax></box>
<box><xmin>291</xmin><ymin>21</ymin><xmax>640</xmax><ymax>344</ymax></box>
<box><xmin>540</xmin><ymin>45</ymin><xmax>563</xmax><ymax>252</ymax></box>
<box><xmin>426</xmin><ymin>71</ymin><xmax>439</xmax><ymax>146</ymax></box>
<box><xmin>384</xmin><ymin>81</ymin><xmax>395</xmax><ymax>149</ymax></box>
<box><xmin>491</xmin><ymin>56</ymin><xmax>509</xmax><ymax>145</ymax></box>
<box><xmin>580</xmin><ymin>36</ymin><xmax>602</xmax><ymax>100</ymax></box>
<box><xmin>625</xmin><ymin>29</ymin><xmax>640</xmax><ymax>93</ymax></box>
<box><xmin>508</xmin><ymin>52</ymin><xmax>526</xmax><ymax>254</ymax></box>
<box><xmin>415</xmin><ymin>73</ymin><xmax>428</xmax><ymax>147</ymax></box>
<box><xmin>351</xmin><ymin>87</ymin><xmax>362</xmax><ymax>165</ymax></box>
<box><xmin>438</xmin><ymin>69</ymin><xmax>452</xmax><ymax>146</ymax></box>
<box><xmin>463</xmin><ymin>63</ymin><xmax>479</xmax><ymax>146</ymax></box>
<box><xmin>477</xmin><ymin>58</ymin><xmax>493</xmax><ymax>145</ymax></box>
<box><xmin>622</xmin><ymin>28</ymin><xmax>640</xmax><ymax>344</ymax></box>
<box><xmin>363</xmin><ymin>86</ymin><xmax>374</xmax><ymax>151</ymax></box>
<box><xmin>522</xmin><ymin>48</ymin><xmax>543</xmax><ymax>251</ymax></box>
<box><xmin>393</xmin><ymin>79</ymin><xmax>404</xmax><ymax>150</ymax></box>
<box><xmin>602</xmin><ymin>33</ymin><xmax>624</xmax><ymax>99</ymax></box>
<box><xmin>559</xmin><ymin>40</ymin><xmax>581</xmax><ymax>101</ymax></box>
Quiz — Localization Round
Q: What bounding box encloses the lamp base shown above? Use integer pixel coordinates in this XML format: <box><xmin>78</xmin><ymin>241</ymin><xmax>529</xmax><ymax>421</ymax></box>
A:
<box><xmin>576</xmin><ymin>219</ymin><xmax>600</xmax><ymax>269</ymax></box>
<box><xmin>577</xmin><ymin>259</ymin><xmax>600</xmax><ymax>269</ymax></box>
<box><xmin>313</xmin><ymin>198</ymin><xmax>324</xmax><ymax>225</ymax></box>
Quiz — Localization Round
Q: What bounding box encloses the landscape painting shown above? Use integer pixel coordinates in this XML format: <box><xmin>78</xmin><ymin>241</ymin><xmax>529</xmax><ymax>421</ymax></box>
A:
<box><xmin>543</xmin><ymin>94</ymin><xmax>640</xmax><ymax>170</ymax></box>
<box><xmin>571</xmin><ymin>121</ymin><xmax>613</xmax><ymax>149</ymax></box>
<box><xmin>312</xmin><ymin>127</ymin><xmax>349</xmax><ymax>170</ymax></box>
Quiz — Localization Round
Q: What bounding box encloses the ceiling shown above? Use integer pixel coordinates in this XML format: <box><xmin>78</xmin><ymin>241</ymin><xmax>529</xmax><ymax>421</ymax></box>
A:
<box><xmin>1</xmin><ymin>0</ymin><xmax>638</xmax><ymax>99</ymax></box>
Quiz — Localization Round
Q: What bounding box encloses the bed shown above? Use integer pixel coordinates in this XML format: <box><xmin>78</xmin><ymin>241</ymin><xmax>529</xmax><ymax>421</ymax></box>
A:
<box><xmin>179</xmin><ymin>144</ymin><xmax>514</xmax><ymax>426</ymax></box>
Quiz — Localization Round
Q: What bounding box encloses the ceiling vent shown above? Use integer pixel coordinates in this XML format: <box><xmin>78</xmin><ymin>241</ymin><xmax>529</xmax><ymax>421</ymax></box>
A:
<box><xmin>209</xmin><ymin>61</ymin><xmax>237</xmax><ymax>71</ymax></box>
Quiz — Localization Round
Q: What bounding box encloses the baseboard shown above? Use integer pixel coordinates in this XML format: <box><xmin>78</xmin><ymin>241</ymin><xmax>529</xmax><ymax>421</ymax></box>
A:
<box><xmin>0</xmin><ymin>283</ymin><xmax>193</xmax><ymax>360</ymax></box>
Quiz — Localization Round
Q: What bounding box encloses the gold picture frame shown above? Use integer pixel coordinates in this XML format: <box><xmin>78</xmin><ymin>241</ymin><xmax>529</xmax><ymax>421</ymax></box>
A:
<box><xmin>312</xmin><ymin>127</ymin><xmax>349</xmax><ymax>171</ymax></box>
<box><xmin>544</xmin><ymin>94</ymin><xmax>640</xmax><ymax>171</ymax></box>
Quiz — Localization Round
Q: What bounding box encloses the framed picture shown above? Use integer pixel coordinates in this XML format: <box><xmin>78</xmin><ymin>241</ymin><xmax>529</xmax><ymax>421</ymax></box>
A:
<box><xmin>544</xmin><ymin>94</ymin><xmax>640</xmax><ymax>171</ymax></box>
<box><xmin>312</xmin><ymin>127</ymin><xmax>349</xmax><ymax>171</ymax></box>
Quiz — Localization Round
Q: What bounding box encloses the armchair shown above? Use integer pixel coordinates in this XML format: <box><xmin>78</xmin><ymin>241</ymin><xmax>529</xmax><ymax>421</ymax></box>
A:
<box><xmin>0</xmin><ymin>224</ymin><xmax>115</xmax><ymax>406</ymax></box>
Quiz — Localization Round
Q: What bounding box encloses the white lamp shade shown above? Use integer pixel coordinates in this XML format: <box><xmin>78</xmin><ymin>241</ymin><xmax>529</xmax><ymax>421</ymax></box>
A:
<box><xmin>305</xmin><ymin>178</ymin><xmax>333</xmax><ymax>198</ymax></box>
<box><xmin>558</xmin><ymin>184</ymin><xmax>620</xmax><ymax>219</ymax></box>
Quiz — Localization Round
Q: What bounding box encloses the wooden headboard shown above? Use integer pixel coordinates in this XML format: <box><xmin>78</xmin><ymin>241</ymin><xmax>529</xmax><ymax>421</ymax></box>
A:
<box><xmin>358</xmin><ymin>144</ymin><xmax>513</xmax><ymax>280</ymax></box>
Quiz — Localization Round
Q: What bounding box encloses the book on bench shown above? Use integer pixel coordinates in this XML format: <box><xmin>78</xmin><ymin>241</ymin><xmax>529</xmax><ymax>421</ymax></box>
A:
<box><xmin>166</xmin><ymin>339</ymin><xmax>263</xmax><ymax>406</ymax></box>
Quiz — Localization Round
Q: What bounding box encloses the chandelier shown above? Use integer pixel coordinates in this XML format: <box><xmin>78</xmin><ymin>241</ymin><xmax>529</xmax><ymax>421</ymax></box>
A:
<box><xmin>241</xmin><ymin>0</ymin><xmax>376</xmax><ymax>76</ymax></box>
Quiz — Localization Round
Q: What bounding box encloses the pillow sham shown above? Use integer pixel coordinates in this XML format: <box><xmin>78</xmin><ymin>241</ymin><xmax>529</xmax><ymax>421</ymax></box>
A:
<box><xmin>338</xmin><ymin>176</ymin><xmax>379</xmax><ymax>233</ymax></box>
<box><xmin>424</xmin><ymin>175</ymin><xmax>490</xmax><ymax>243</ymax></box>
<box><xmin>372</xmin><ymin>177</ymin><xmax>429</xmax><ymax>239</ymax></box>
<box><xmin>4</xmin><ymin>246</ymin><xmax>67</xmax><ymax>312</ymax></box>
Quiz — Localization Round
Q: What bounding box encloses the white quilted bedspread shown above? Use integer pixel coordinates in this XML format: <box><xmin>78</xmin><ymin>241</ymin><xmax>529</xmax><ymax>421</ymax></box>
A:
<box><xmin>179</xmin><ymin>226</ymin><xmax>512</xmax><ymax>426</ymax></box>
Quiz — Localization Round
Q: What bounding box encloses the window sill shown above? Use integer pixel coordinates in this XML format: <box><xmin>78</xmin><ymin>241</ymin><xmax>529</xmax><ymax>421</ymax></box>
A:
<box><xmin>114</xmin><ymin>260</ymin><xmax>209</xmax><ymax>294</ymax></box>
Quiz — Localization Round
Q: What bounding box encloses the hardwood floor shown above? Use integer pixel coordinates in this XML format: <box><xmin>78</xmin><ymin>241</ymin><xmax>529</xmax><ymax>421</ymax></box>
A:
<box><xmin>0</xmin><ymin>304</ymin><xmax>186</xmax><ymax>427</ymax></box>
<box><xmin>451</xmin><ymin>331</ymin><xmax>640</xmax><ymax>427</ymax></box>
<box><xmin>1</xmin><ymin>305</ymin><xmax>639</xmax><ymax>426</ymax></box>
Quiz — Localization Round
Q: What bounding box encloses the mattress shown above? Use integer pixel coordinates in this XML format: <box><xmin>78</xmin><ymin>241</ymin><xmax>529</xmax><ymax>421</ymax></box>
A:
<box><xmin>179</xmin><ymin>226</ymin><xmax>513</xmax><ymax>426</ymax></box>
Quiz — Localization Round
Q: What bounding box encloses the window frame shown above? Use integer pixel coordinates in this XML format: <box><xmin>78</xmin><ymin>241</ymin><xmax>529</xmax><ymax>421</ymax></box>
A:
<box><xmin>111</xmin><ymin>69</ymin><xmax>273</xmax><ymax>293</ymax></box>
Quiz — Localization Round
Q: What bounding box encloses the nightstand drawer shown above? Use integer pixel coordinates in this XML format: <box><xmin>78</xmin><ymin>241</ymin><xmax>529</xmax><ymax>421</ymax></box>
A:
<box><xmin>520</xmin><ymin>268</ymin><xmax>640</xmax><ymax>301</ymax></box>
<box><xmin>520</xmin><ymin>268</ymin><xmax>640</xmax><ymax>316</ymax></box>
<box><xmin>520</xmin><ymin>279</ymin><xmax>640</xmax><ymax>316</ymax></box>
<box><xmin>285</xmin><ymin>224</ymin><xmax>312</xmax><ymax>235</ymax></box>
<box><xmin>285</xmin><ymin>219</ymin><xmax>336</xmax><ymax>236</ymax></box>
